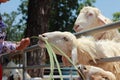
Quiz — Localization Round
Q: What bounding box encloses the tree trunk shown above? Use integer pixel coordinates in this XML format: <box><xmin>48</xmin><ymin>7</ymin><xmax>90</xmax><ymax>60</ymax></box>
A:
<box><xmin>25</xmin><ymin>0</ymin><xmax>50</xmax><ymax>45</ymax></box>
<box><xmin>25</xmin><ymin>0</ymin><xmax>51</xmax><ymax>77</ymax></box>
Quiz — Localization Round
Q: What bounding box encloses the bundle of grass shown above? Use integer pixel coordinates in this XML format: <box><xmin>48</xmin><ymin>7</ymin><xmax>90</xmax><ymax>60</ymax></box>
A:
<box><xmin>43</xmin><ymin>38</ymin><xmax>85</xmax><ymax>80</ymax></box>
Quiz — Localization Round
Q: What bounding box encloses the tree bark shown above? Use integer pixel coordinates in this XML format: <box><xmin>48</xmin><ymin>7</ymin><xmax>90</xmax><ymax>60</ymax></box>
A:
<box><xmin>25</xmin><ymin>0</ymin><xmax>51</xmax><ymax>77</ymax></box>
<box><xmin>25</xmin><ymin>0</ymin><xmax>50</xmax><ymax>45</ymax></box>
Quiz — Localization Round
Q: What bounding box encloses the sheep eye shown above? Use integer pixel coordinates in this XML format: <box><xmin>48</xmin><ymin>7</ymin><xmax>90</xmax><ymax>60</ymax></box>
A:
<box><xmin>42</xmin><ymin>34</ymin><xmax>46</xmax><ymax>37</ymax></box>
<box><xmin>88</xmin><ymin>13</ymin><xmax>93</xmax><ymax>16</ymax></box>
<box><xmin>103</xmin><ymin>77</ymin><xmax>109</xmax><ymax>80</ymax></box>
<box><xmin>63</xmin><ymin>37</ymin><xmax>69</xmax><ymax>41</ymax></box>
<box><xmin>83</xmin><ymin>67</ymin><xmax>87</xmax><ymax>70</ymax></box>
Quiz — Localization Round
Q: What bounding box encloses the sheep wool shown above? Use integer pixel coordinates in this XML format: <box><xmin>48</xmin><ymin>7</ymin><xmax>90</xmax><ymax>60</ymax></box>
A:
<box><xmin>77</xmin><ymin>65</ymin><xmax>116</xmax><ymax>80</ymax></box>
<box><xmin>73</xmin><ymin>6</ymin><xmax>120</xmax><ymax>41</ymax></box>
<box><xmin>38</xmin><ymin>31</ymin><xmax>120</xmax><ymax>80</ymax></box>
<box><xmin>3</xmin><ymin>61</ymin><xmax>31</xmax><ymax>80</ymax></box>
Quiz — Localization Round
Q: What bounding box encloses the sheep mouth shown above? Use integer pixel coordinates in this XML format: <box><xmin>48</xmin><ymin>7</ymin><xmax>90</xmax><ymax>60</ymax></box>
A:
<box><xmin>73</xmin><ymin>25</ymin><xmax>83</xmax><ymax>32</ymax></box>
<box><xmin>38</xmin><ymin>35</ymin><xmax>47</xmax><ymax>48</ymax></box>
<box><xmin>77</xmin><ymin>65</ymin><xmax>86</xmax><ymax>79</ymax></box>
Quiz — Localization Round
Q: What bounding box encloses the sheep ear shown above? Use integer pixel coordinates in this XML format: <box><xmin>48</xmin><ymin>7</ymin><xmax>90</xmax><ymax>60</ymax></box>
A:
<box><xmin>98</xmin><ymin>14</ymin><xmax>108</xmax><ymax>24</ymax></box>
<box><xmin>71</xmin><ymin>47</ymin><xmax>78</xmax><ymax>65</ymax></box>
<box><xmin>91</xmin><ymin>75</ymin><xmax>96</xmax><ymax>80</ymax></box>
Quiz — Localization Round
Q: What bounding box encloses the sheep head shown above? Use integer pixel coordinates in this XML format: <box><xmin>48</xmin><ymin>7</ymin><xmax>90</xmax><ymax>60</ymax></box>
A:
<box><xmin>38</xmin><ymin>31</ymin><xmax>78</xmax><ymax>66</ymax></box>
<box><xmin>73</xmin><ymin>6</ymin><xmax>110</xmax><ymax>32</ymax></box>
<box><xmin>77</xmin><ymin>65</ymin><xmax>116</xmax><ymax>80</ymax></box>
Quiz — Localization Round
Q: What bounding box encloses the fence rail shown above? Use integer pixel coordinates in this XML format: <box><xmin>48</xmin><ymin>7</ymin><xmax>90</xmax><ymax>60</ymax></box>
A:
<box><xmin>74</xmin><ymin>21</ymin><xmax>120</xmax><ymax>38</ymax></box>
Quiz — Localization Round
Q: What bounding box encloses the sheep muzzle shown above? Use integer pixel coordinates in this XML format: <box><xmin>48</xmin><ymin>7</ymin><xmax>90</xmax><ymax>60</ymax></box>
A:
<box><xmin>77</xmin><ymin>65</ymin><xmax>87</xmax><ymax>74</ymax></box>
<box><xmin>38</xmin><ymin>35</ymin><xmax>48</xmax><ymax>48</ymax></box>
<box><xmin>73</xmin><ymin>25</ymin><xmax>83</xmax><ymax>32</ymax></box>
<box><xmin>77</xmin><ymin>64</ymin><xmax>86</xmax><ymax>80</ymax></box>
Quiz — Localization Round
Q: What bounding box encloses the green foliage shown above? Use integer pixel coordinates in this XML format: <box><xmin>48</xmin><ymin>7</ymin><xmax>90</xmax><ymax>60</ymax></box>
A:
<box><xmin>1</xmin><ymin>0</ymin><xmax>28</xmax><ymax>41</ymax></box>
<box><xmin>49</xmin><ymin>0</ymin><xmax>96</xmax><ymax>32</ymax></box>
<box><xmin>112</xmin><ymin>12</ymin><xmax>120</xmax><ymax>21</ymax></box>
<box><xmin>49</xmin><ymin>0</ymin><xmax>79</xmax><ymax>32</ymax></box>
<box><xmin>112</xmin><ymin>12</ymin><xmax>120</xmax><ymax>32</ymax></box>
<box><xmin>17</xmin><ymin>0</ymin><xmax>28</xmax><ymax>26</ymax></box>
<box><xmin>2</xmin><ymin>12</ymin><xmax>25</xmax><ymax>41</ymax></box>
<box><xmin>78</xmin><ymin>0</ymin><xmax>95</xmax><ymax>13</ymax></box>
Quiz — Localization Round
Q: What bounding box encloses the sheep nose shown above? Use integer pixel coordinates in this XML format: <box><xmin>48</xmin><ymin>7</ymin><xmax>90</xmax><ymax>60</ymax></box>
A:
<box><xmin>73</xmin><ymin>24</ymin><xmax>84</xmax><ymax>32</ymax></box>
<box><xmin>73</xmin><ymin>25</ymin><xmax>79</xmax><ymax>31</ymax></box>
<box><xmin>74</xmin><ymin>25</ymin><xmax>79</xmax><ymax>29</ymax></box>
<box><xmin>77</xmin><ymin>64</ymin><xmax>86</xmax><ymax>70</ymax></box>
<box><xmin>41</xmin><ymin>34</ymin><xmax>46</xmax><ymax>37</ymax></box>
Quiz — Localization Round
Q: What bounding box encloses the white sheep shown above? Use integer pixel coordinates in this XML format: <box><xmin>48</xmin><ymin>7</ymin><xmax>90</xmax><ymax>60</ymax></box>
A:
<box><xmin>3</xmin><ymin>61</ymin><xmax>31</xmax><ymax>80</ymax></box>
<box><xmin>38</xmin><ymin>31</ymin><xmax>120</xmax><ymax>79</ymax></box>
<box><xmin>77</xmin><ymin>65</ymin><xmax>116</xmax><ymax>80</ymax></box>
<box><xmin>73</xmin><ymin>6</ymin><xmax>120</xmax><ymax>41</ymax></box>
<box><xmin>3</xmin><ymin>61</ymin><xmax>46</xmax><ymax>80</ymax></box>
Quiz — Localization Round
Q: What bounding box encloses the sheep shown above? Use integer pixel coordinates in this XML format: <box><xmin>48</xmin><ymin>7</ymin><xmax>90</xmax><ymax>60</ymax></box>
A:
<box><xmin>3</xmin><ymin>61</ymin><xmax>47</xmax><ymax>80</ymax></box>
<box><xmin>8</xmin><ymin>69</ymin><xmax>22</xmax><ymax>80</ymax></box>
<box><xmin>73</xmin><ymin>6</ymin><xmax>120</xmax><ymax>41</ymax></box>
<box><xmin>76</xmin><ymin>65</ymin><xmax>116</xmax><ymax>80</ymax></box>
<box><xmin>3</xmin><ymin>61</ymin><xmax>31</xmax><ymax>80</ymax></box>
<box><xmin>38</xmin><ymin>31</ymin><xmax>120</xmax><ymax>79</ymax></box>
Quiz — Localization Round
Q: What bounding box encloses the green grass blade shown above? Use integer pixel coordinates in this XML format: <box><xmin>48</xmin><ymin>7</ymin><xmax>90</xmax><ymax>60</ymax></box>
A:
<box><xmin>45</xmin><ymin>40</ymin><xmax>55</xmax><ymax>80</ymax></box>
<box><xmin>45</xmin><ymin>45</ymin><xmax>54</xmax><ymax>80</ymax></box>
<box><xmin>51</xmin><ymin>49</ymin><xmax>63</xmax><ymax>80</ymax></box>
<box><xmin>45</xmin><ymin>40</ymin><xmax>63</xmax><ymax>80</ymax></box>
<box><xmin>30</xmin><ymin>36</ymin><xmax>39</xmax><ymax>39</ymax></box>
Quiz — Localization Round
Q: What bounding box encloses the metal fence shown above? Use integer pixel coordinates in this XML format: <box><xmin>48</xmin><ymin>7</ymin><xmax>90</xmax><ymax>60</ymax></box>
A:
<box><xmin>2</xmin><ymin>21</ymin><xmax>120</xmax><ymax>80</ymax></box>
